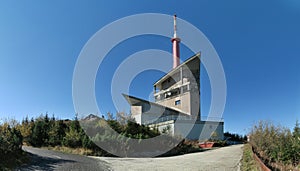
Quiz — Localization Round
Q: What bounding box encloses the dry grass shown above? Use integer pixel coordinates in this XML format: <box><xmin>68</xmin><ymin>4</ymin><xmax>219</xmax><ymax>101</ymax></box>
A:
<box><xmin>45</xmin><ymin>146</ymin><xmax>93</xmax><ymax>156</ymax></box>
<box><xmin>241</xmin><ymin>144</ymin><xmax>261</xmax><ymax>171</ymax></box>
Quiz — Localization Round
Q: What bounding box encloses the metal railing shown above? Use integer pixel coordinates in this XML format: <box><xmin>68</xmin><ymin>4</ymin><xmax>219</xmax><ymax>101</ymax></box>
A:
<box><xmin>201</xmin><ymin>116</ymin><xmax>224</xmax><ymax>122</ymax></box>
<box><xmin>143</xmin><ymin>114</ymin><xmax>198</xmax><ymax>125</ymax></box>
<box><xmin>143</xmin><ymin>115</ymin><xmax>224</xmax><ymax>125</ymax></box>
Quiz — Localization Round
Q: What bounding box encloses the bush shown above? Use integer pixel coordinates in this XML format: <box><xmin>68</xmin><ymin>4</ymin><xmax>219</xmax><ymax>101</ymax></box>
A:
<box><xmin>0</xmin><ymin>122</ymin><xmax>23</xmax><ymax>160</ymax></box>
<box><xmin>48</xmin><ymin>120</ymin><xmax>66</xmax><ymax>146</ymax></box>
<box><xmin>250</xmin><ymin>120</ymin><xmax>300</xmax><ymax>170</ymax></box>
<box><xmin>62</xmin><ymin>121</ymin><xmax>83</xmax><ymax>148</ymax></box>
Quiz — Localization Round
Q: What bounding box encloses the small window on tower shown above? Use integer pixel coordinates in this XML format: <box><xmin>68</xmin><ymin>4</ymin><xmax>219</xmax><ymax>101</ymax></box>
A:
<box><xmin>175</xmin><ymin>100</ymin><xmax>181</xmax><ymax>105</ymax></box>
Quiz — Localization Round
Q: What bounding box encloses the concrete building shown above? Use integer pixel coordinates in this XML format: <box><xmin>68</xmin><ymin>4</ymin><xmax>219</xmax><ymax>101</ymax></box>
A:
<box><xmin>123</xmin><ymin>15</ymin><xmax>224</xmax><ymax>140</ymax></box>
<box><xmin>153</xmin><ymin>53</ymin><xmax>200</xmax><ymax>119</ymax></box>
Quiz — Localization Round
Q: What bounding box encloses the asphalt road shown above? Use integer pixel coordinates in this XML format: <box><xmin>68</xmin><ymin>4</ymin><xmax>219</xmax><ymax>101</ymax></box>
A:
<box><xmin>17</xmin><ymin>146</ymin><xmax>110</xmax><ymax>171</ymax></box>
<box><xmin>93</xmin><ymin>144</ymin><xmax>244</xmax><ymax>171</ymax></box>
<box><xmin>17</xmin><ymin>144</ymin><xmax>243</xmax><ymax>171</ymax></box>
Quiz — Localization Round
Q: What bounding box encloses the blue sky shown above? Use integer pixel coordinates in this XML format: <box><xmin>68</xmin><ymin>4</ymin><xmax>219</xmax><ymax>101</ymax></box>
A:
<box><xmin>0</xmin><ymin>0</ymin><xmax>299</xmax><ymax>134</ymax></box>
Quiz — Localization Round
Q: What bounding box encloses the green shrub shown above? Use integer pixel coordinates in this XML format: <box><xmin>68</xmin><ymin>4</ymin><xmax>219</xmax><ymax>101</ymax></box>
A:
<box><xmin>250</xmin><ymin>120</ymin><xmax>300</xmax><ymax>169</ymax></box>
<box><xmin>0</xmin><ymin>122</ymin><xmax>23</xmax><ymax>161</ymax></box>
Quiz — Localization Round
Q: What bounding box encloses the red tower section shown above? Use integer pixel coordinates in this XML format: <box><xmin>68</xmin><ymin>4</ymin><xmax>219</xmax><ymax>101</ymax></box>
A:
<box><xmin>172</xmin><ymin>15</ymin><xmax>181</xmax><ymax>69</ymax></box>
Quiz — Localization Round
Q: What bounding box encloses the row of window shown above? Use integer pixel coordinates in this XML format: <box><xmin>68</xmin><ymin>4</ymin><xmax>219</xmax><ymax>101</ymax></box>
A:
<box><xmin>155</xmin><ymin>85</ymin><xmax>190</xmax><ymax>101</ymax></box>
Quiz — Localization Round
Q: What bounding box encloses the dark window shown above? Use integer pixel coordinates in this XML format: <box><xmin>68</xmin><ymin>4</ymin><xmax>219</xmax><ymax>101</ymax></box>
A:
<box><xmin>175</xmin><ymin>100</ymin><xmax>181</xmax><ymax>105</ymax></box>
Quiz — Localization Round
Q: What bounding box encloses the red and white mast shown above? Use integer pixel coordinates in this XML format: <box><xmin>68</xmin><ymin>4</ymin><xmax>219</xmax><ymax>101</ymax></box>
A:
<box><xmin>172</xmin><ymin>14</ymin><xmax>181</xmax><ymax>69</ymax></box>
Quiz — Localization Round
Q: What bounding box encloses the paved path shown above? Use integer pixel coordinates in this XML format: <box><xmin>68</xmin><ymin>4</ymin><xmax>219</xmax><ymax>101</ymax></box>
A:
<box><xmin>17</xmin><ymin>146</ymin><xmax>109</xmax><ymax>171</ymax></box>
<box><xmin>93</xmin><ymin>144</ymin><xmax>244</xmax><ymax>171</ymax></box>
<box><xmin>18</xmin><ymin>145</ymin><xmax>243</xmax><ymax>171</ymax></box>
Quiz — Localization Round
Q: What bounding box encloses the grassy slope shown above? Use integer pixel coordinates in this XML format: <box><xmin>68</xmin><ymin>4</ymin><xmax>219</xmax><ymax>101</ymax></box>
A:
<box><xmin>241</xmin><ymin>144</ymin><xmax>261</xmax><ymax>171</ymax></box>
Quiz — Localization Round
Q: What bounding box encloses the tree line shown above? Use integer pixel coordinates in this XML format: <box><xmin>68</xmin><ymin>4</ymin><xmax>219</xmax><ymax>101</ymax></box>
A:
<box><xmin>21</xmin><ymin>113</ymin><xmax>162</xmax><ymax>155</ymax></box>
<box><xmin>17</xmin><ymin>114</ymin><xmax>89</xmax><ymax>148</ymax></box>
<box><xmin>1</xmin><ymin>113</ymin><xmax>169</xmax><ymax>157</ymax></box>
<box><xmin>224</xmin><ymin>131</ymin><xmax>247</xmax><ymax>142</ymax></box>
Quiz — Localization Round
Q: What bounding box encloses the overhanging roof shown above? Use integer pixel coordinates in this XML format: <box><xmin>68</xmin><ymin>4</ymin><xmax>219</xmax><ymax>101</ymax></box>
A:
<box><xmin>122</xmin><ymin>93</ymin><xmax>190</xmax><ymax>115</ymax></box>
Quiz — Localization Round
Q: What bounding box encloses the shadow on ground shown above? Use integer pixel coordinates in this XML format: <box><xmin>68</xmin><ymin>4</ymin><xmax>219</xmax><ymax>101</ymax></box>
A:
<box><xmin>15</xmin><ymin>152</ymin><xmax>75</xmax><ymax>171</ymax></box>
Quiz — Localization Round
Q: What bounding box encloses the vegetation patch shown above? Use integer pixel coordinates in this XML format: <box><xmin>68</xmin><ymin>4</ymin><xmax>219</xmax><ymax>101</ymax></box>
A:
<box><xmin>250</xmin><ymin>120</ymin><xmax>300</xmax><ymax>171</ymax></box>
<box><xmin>157</xmin><ymin>139</ymin><xmax>205</xmax><ymax>157</ymax></box>
<box><xmin>0</xmin><ymin>150</ymin><xmax>29</xmax><ymax>171</ymax></box>
<box><xmin>2</xmin><ymin>112</ymin><xmax>248</xmax><ymax>162</ymax></box>
<box><xmin>0</xmin><ymin>121</ymin><xmax>27</xmax><ymax>170</ymax></box>
<box><xmin>241</xmin><ymin>144</ymin><xmax>261</xmax><ymax>171</ymax></box>
<box><xmin>15</xmin><ymin>113</ymin><xmax>185</xmax><ymax>157</ymax></box>
<box><xmin>45</xmin><ymin>146</ymin><xmax>93</xmax><ymax>156</ymax></box>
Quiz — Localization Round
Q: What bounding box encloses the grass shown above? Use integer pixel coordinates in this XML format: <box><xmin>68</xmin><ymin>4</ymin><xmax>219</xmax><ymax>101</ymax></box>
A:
<box><xmin>0</xmin><ymin>150</ymin><xmax>29</xmax><ymax>171</ymax></box>
<box><xmin>46</xmin><ymin>140</ymin><xmax>208</xmax><ymax>158</ymax></box>
<box><xmin>241</xmin><ymin>144</ymin><xmax>261</xmax><ymax>171</ymax></box>
<box><xmin>45</xmin><ymin>146</ymin><xmax>93</xmax><ymax>156</ymax></box>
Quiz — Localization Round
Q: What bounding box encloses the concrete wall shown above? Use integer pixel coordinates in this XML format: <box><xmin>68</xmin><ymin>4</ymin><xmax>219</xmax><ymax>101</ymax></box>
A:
<box><xmin>131</xmin><ymin>106</ymin><xmax>142</xmax><ymax>124</ymax></box>
<box><xmin>141</xmin><ymin>102</ymin><xmax>166</xmax><ymax>124</ymax></box>
<box><xmin>190</xmin><ymin>87</ymin><xmax>200</xmax><ymax>119</ymax></box>
<box><xmin>156</xmin><ymin>92</ymin><xmax>191</xmax><ymax>114</ymax></box>
<box><xmin>149</xmin><ymin>120</ymin><xmax>224</xmax><ymax>141</ymax></box>
<box><xmin>174</xmin><ymin>121</ymin><xmax>224</xmax><ymax>140</ymax></box>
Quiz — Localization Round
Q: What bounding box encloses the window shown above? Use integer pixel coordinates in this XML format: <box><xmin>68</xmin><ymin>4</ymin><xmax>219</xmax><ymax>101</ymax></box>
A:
<box><xmin>175</xmin><ymin>100</ymin><xmax>181</xmax><ymax>105</ymax></box>
<box><xmin>165</xmin><ymin>92</ymin><xmax>172</xmax><ymax>98</ymax></box>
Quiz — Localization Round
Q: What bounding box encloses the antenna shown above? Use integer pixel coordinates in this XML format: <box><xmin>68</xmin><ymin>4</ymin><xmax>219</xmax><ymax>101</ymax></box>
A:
<box><xmin>173</xmin><ymin>14</ymin><xmax>177</xmax><ymax>38</ymax></box>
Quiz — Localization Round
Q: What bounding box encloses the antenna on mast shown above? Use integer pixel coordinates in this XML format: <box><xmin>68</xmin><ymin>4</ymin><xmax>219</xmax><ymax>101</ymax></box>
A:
<box><xmin>172</xmin><ymin>14</ymin><xmax>181</xmax><ymax>69</ymax></box>
<box><xmin>173</xmin><ymin>14</ymin><xmax>177</xmax><ymax>38</ymax></box>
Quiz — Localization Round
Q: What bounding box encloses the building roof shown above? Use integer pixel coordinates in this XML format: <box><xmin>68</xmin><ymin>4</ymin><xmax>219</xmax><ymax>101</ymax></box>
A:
<box><xmin>122</xmin><ymin>93</ymin><xmax>190</xmax><ymax>115</ymax></box>
<box><xmin>153</xmin><ymin>52</ymin><xmax>201</xmax><ymax>86</ymax></box>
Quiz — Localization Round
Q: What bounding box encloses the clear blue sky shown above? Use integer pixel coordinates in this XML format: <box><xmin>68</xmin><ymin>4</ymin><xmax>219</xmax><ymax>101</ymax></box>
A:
<box><xmin>0</xmin><ymin>0</ymin><xmax>299</xmax><ymax>135</ymax></box>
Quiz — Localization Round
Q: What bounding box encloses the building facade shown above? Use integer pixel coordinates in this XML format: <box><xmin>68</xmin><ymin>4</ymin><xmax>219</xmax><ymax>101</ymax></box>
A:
<box><xmin>123</xmin><ymin>53</ymin><xmax>224</xmax><ymax>140</ymax></box>
<box><xmin>123</xmin><ymin>15</ymin><xmax>224</xmax><ymax>140</ymax></box>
